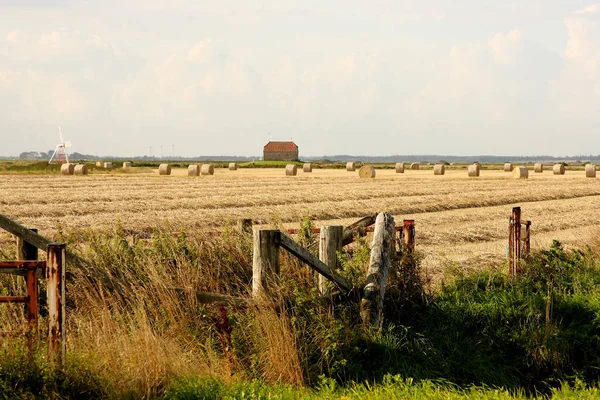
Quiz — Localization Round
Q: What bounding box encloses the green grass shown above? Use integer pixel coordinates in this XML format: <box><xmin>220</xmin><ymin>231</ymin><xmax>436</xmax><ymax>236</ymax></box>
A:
<box><xmin>2</xmin><ymin>222</ymin><xmax>600</xmax><ymax>398</ymax></box>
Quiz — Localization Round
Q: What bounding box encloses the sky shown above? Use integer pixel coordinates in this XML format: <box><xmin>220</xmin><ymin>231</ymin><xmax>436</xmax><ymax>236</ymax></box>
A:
<box><xmin>0</xmin><ymin>1</ymin><xmax>599</xmax><ymax>157</ymax></box>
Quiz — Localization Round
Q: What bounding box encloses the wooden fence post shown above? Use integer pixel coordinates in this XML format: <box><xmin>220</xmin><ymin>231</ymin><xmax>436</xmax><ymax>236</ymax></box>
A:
<box><xmin>46</xmin><ymin>243</ymin><xmax>66</xmax><ymax>367</ymax></box>
<box><xmin>252</xmin><ymin>230</ymin><xmax>280</xmax><ymax>298</ymax></box>
<box><xmin>239</xmin><ymin>219</ymin><xmax>254</xmax><ymax>234</ymax></box>
<box><xmin>524</xmin><ymin>220</ymin><xmax>532</xmax><ymax>259</ymax></box>
<box><xmin>509</xmin><ymin>207</ymin><xmax>522</xmax><ymax>277</ymax></box>
<box><xmin>361</xmin><ymin>213</ymin><xmax>395</xmax><ymax>327</ymax></box>
<box><xmin>16</xmin><ymin>228</ymin><xmax>38</xmax><ymax>261</ymax></box>
<box><xmin>319</xmin><ymin>226</ymin><xmax>343</xmax><ymax>296</ymax></box>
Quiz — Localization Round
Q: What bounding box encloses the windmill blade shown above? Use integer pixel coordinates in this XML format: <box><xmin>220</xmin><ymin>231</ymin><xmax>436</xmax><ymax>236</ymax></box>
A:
<box><xmin>58</xmin><ymin>126</ymin><xmax>65</xmax><ymax>144</ymax></box>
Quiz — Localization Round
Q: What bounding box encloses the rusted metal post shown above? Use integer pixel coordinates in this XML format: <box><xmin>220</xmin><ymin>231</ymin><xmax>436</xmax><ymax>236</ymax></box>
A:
<box><xmin>509</xmin><ymin>207</ymin><xmax>522</xmax><ymax>277</ymax></box>
<box><xmin>524</xmin><ymin>220</ymin><xmax>531</xmax><ymax>259</ymax></box>
<box><xmin>402</xmin><ymin>220</ymin><xmax>415</xmax><ymax>255</ymax></box>
<box><xmin>46</xmin><ymin>243</ymin><xmax>66</xmax><ymax>367</ymax></box>
<box><xmin>252</xmin><ymin>230</ymin><xmax>280</xmax><ymax>298</ymax></box>
<box><xmin>318</xmin><ymin>226</ymin><xmax>343</xmax><ymax>296</ymax></box>
<box><xmin>361</xmin><ymin>213</ymin><xmax>395</xmax><ymax>328</ymax></box>
<box><xmin>17</xmin><ymin>228</ymin><xmax>38</xmax><ymax>334</ymax></box>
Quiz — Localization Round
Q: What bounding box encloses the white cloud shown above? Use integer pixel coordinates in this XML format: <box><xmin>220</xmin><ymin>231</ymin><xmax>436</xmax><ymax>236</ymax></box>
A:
<box><xmin>550</xmin><ymin>17</ymin><xmax>600</xmax><ymax>119</ymax></box>
<box><xmin>488</xmin><ymin>28</ymin><xmax>523</xmax><ymax>64</ymax></box>
<box><xmin>574</xmin><ymin>4</ymin><xmax>600</xmax><ymax>15</ymax></box>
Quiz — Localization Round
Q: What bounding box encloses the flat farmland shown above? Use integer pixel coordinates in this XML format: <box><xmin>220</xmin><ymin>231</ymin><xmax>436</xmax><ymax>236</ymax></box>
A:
<box><xmin>1</xmin><ymin>167</ymin><xmax>600</xmax><ymax>278</ymax></box>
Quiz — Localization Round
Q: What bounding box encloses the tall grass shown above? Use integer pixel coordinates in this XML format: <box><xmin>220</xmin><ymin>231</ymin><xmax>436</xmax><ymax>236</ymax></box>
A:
<box><xmin>1</xmin><ymin>223</ymin><xmax>600</xmax><ymax>398</ymax></box>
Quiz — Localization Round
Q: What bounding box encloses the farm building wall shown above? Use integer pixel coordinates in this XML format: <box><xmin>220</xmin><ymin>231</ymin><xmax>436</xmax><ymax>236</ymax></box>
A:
<box><xmin>263</xmin><ymin>151</ymin><xmax>299</xmax><ymax>161</ymax></box>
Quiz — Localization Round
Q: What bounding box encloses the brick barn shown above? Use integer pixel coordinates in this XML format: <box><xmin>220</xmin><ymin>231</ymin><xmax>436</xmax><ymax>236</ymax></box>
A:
<box><xmin>263</xmin><ymin>141</ymin><xmax>299</xmax><ymax>161</ymax></box>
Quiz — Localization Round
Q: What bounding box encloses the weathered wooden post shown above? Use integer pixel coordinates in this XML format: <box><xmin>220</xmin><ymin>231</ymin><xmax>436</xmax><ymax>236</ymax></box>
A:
<box><xmin>318</xmin><ymin>226</ymin><xmax>343</xmax><ymax>296</ymax></box>
<box><xmin>239</xmin><ymin>219</ymin><xmax>253</xmax><ymax>234</ymax></box>
<box><xmin>46</xmin><ymin>243</ymin><xmax>66</xmax><ymax>367</ymax></box>
<box><xmin>361</xmin><ymin>213</ymin><xmax>395</xmax><ymax>327</ymax></box>
<box><xmin>509</xmin><ymin>207</ymin><xmax>522</xmax><ymax>277</ymax></box>
<box><xmin>524</xmin><ymin>220</ymin><xmax>532</xmax><ymax>259</ymax></box>
<box><xmin>16</xmin><ymin>228</ymin><xmax>38</xmax><ymax>261</ymax></box>
<box><xmin>252</xmin><ymin>230</ymin><xmax>280</xmax><ymax>298</ymax></box>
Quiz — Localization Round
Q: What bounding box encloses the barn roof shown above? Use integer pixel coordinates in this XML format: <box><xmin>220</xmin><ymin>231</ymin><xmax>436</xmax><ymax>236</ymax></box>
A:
<box><xmin>263</xmin><ymin>141</ymin><xmax>298</xmax><ymax>152</ymax></box>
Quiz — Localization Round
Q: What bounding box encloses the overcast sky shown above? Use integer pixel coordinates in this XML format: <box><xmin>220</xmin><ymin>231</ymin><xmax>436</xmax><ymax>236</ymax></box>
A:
<box><xmin>0</xmin><ymin>1</ymin><xmax>599</xmax><ymax>157</ymax></box>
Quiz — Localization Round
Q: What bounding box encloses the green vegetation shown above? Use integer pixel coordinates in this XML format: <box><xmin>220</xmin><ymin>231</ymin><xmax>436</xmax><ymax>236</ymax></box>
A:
<box><xmin>1</xmin><ymin>222</ymin><xmax>600</xmax><ymax>398</ymax></box>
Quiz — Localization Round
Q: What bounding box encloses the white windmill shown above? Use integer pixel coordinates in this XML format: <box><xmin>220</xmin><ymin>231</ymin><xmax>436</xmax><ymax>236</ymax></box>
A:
<box><xmin>48</xmin><ymin>126</ymin><xmax>72</xmax><ymax>165</ymax></box>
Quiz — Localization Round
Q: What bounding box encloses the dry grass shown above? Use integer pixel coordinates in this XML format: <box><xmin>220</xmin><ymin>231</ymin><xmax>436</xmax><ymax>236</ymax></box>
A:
<box><xmin>1</xmin><ymin>168</ymin><xmax>599</xmax><ymax>282</ymax></box>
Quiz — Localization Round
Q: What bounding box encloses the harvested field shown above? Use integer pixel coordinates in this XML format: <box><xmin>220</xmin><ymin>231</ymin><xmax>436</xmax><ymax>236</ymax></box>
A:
<box><xmin>1</xmin><ymin>167</ymin><xmax>599</xmax><ymax>281</ymax></box>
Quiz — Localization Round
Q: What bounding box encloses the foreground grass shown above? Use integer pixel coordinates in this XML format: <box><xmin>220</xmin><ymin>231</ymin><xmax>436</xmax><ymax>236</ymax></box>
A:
<box><xmin>1</xmin><ymin>222</ymin><xmax>600</xmax><ymax>398</ymax></box>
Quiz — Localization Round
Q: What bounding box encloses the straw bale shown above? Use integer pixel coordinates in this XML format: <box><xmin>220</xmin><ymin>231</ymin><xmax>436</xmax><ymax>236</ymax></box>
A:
<box><xmin>433</xmin><ymin>164</ymin><xmax>445</xmax><ymax>175</ymax></box>
<box><xmin>410</xmin><ymin>163</ymin><xmax>420</xmax><ymax>170</ymax></box>
<box><xmin>285</xmin><ymin>164</ymin><xmax>298</xmax><ymax>176</ymax></box>
<box><xmin>159</xmin><ymin>164</ymin><xmax>171</xmax><ymax>175</ymax></box>
<box><xmin>586</xmin><ymin>164</ymin><xmax>596</xmax><ymax>178</ymax></box>
<box><xmin>504</xmin><ymin>163</ymin><xmax>512</xmax><ymax>172</ymax></box>
<box><xmin>74</xmin><ymin>164</ymin><xmax>88</xmax><ymax>175</ymax></box>
<box><xmin>188</xmin><ymin>164</ymin><xmax>200</xmax><ymax>176</ymax></box>
<box><xmin>201</xmin><ymin>164</ymin><xmax>215</xmax><ymax>176</ymax></box>
<box><xmin>123</xmin><ymin>162</ymin><xmax>132</xmax><ymax>169</ymax></box>
<box><xmin>358</xmin><ymin>165</ymin><xmax>376</xmax><ymax>178</ymax></box>
<box><xmin>229</xmin><ymin>163</ymin><xmax>237</xmax><ymax>171</ymax></box>
<box><xmin>553</xmin><ymin>164</ymin><xmax>565</xmax><ymax>175</ymax></box>
<box><xmin>513</xmin><ymin>166</ymin><xmax>528</xmax><ymax>179</ymax></box>
<box><xmin>346</xmin><ymin>162</ymin><xmax>356</xmax><ymax>171</ymax></box>
<box><xmin>60</xmin><ymin>163</ymin><xmax>74</xmax><ymax>175</ymax></box>
<box><xmin>534</xmin><ymin>163</ymin><xmax>543</xmax><ymax>173</ymax></box>
<box><xmin>303</xmin><ymin>163</ymin><xmax>312</xmax><ymax>172</ymax></box>
<box><xmin>103</xmin><ymin>162</ymin><xmax>112</xmax><ymax>169</ymax></box>
<box><xmin>468</xmin><ymin>164</ymin><xmax>480</xmax><ymax>177</ymax></box>
<box><xmin>395</xmin><ymin>163</ymin><xmax>405</xmax><ymax>173</ymax></box>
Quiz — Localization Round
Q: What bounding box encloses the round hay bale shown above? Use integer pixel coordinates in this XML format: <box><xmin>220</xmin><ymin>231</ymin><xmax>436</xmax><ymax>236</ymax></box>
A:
<box><xmin>158</xmin><ymin>164</ymin><xmax>171</xmax><ymax>176</ymax></box>
<box><xmin>468</xmin><ymin>164</ymin><xmax>480</xmax><ymax>177</ymax></box>
<box><xmin>513</xmin><ymin>166</ymin><xmax>528</xmax><ymax>179</ymax></box>
<box><xmin>103</xmin><ymin>162</ymin><xmax>112</xmax><ymax>169</ymax></box>
<box><xmin>358</xmin><ymin>165</ymin><xmax>376</xmax><ymax>178</ymax></box>
<box><xmin>201</xmin><ymin>164</ymin><xmax>215</xmax><ymax>176</ymax></box>
<box><xmin>188</xmin><ymin>164</ymin><xmax>200</xmax><ymax>176</ymax></box>
<box><xmin>123</xmin><ymin>162</ymin><xmax>132</xmax><ymax>169</ymax></box>
<box><xmin>553</xmin><ymin>164</ymin><xmax>565</xmax><ymax>175</ymax></box>
<box><xmin>60</xmin><ymin>163</ymin><xmax>75</xmax><ymax>175</ymax></box>
<box><xmin>586</xmin><ymin>164</ymin><xmax>596</xmax><ymax>178</ymax></box>
<box><xmin>410</xmin><ymin>163</ymin><xmax>420</xmax><ymax>170</ymax></box>
<box><xmin>285</xmin><ymin>164</ymin><xmax>298</xmax><ymax>176</ymax></box>
<box><xmin>228</xmin><ymin>162</ymin><xmax>237</xmax><ymax>171</ymax></box>
<box><xmin>74</xmin><ymin>164</ymin><xmax>88</xmax><ymax>176</ymax></box>
<box><xmin>346</xmin><ymin>162</ymin><xmax>356</xmax><ymax>172</ymax></box>
<box><xmin>433</xmin><ymin>164</ymin><xmax>445</xmax><ymax>175</ymax></box>
<box><xmin>303</xmin><ymin>163</ymin><xmax>312</xmax><ymax>173</ymax></box>
<box><xmin>395</xmin><ymin>163</ymin><xmax>405</xmax><ymax>173</ymax></box>
<box><xmin>504</xmin><ymin>163</ymin><xmax>512</xmax><ymax>172</ymax></box>
<box><xmin>95</xmin><ymin>161</ymin><xmax>103</xmax><ymax>167</ymax></box>
<box><xmin>534</xmin><ymin>163</ymin><xmax>543</xmax><ymax>173</ymax></box>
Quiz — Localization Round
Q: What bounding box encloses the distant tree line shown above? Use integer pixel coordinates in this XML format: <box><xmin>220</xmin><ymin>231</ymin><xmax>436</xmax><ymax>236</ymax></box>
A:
<box><xmin>16</xmin><ymin>150</ymin><xmax>600</xmax><ymax>163</ymax></box>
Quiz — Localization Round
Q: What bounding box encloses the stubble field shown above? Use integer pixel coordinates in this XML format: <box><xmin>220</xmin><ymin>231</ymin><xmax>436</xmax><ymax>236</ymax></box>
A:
<box><xmin>2</xmin><ymin>166</ymin><xmax>599</xmax><ymax>280</ymax></box>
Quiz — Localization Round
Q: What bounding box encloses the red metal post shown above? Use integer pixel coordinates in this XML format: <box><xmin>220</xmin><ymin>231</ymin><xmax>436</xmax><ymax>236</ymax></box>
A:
<box><xmin>46</xmin><ymin>243</ymin><xmax>66</xmax><ymax>367</ymax></box>
<box><xmin>402</xmin><ymin>220</ymin><xmax>415</xmax><ymax>255</ymax></box>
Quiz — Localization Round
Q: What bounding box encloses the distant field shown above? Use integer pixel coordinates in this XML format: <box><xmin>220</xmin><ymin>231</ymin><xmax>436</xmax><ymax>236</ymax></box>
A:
<box><xmin>1</xmin><ymin>164</ymin><xmax>599</xmax><ymax>280</ymax></box>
